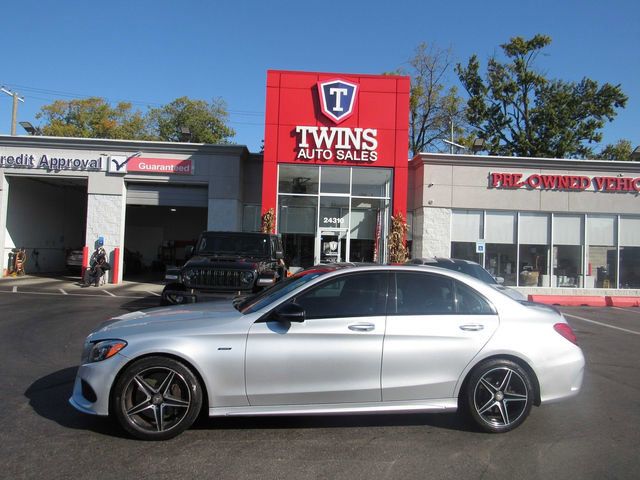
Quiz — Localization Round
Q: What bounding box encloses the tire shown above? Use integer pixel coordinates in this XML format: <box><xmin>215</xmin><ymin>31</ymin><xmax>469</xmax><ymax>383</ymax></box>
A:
<box><xmin>161</xmin><ymin>284</ymin><xmax>191</xmax><ymax>306</ymax></box>
<box><xmin>463</xmin><ymin>358</ymin><xmax>534</xmax><ymax>433</ymax></box>
<box><xmin>112</xmin><ymin>356</ymin><xmax>203</xmax><ymax>441</ymax></box>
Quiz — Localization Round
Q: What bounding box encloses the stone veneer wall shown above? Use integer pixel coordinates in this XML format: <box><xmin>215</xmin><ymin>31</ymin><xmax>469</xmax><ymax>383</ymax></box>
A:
<box><xmin>412</xmin><ymin>207</ymin><xmax>451</xmax><ymax>258</ymax></box>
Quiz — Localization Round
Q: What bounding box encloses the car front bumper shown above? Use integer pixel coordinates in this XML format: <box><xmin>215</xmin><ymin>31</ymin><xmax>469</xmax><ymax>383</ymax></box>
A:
<box><xmin>68</xmin><ymin>353</ymin><xmax>130</xmax><ymax>416</ymax></box>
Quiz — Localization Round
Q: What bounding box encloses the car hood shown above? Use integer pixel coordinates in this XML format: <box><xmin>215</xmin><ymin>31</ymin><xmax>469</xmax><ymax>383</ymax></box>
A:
<box><xmin>88</xmin><ymin>300</ymin><xmax>244</xmax><ymax>340</ymax></box>
<box><xmin>185</xmin><ymin>255</ymin><xmax>268</xmax><ymax>268</ymax></box>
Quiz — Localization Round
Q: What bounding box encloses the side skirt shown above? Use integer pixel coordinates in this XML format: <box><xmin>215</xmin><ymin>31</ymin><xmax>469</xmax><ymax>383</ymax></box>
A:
<box><xmin>209</xmin><ymin>399</ymin><xmax>458</xmax><ymax>417</ymax></box>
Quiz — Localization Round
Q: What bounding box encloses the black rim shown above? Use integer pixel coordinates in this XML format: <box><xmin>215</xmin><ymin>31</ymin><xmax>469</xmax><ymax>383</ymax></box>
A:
<box><xmin>473</xmin><ymin>367</ymin><xmax>528</xmax><ymax>428</ymax></box>
<box><xmin>122</xmin><ymin>366</ymin><xmax>191</xmax><ymax>433</ymax></box>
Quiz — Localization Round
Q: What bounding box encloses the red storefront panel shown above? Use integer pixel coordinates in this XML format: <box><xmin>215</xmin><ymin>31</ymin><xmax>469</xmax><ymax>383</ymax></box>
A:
<box><xmin>262</xmin><ymin>70</ymin><xmax>410</xmax><ymax>217</ymax></box>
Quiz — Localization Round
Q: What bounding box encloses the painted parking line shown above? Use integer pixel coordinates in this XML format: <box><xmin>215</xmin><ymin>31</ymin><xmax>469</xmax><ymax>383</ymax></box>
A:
<box><xmin>146</xmin><ymin>291</ymin><xmax>161</xmax><ymax>297</ymax></box>
<box><xmin>611</xmin><ymin>306</ymin><xmax>640</xmax><ymax>314</ymax></box>
<box><xmin>102</xmin><ymin>289</ymin><xmax>117</xmax><ymax>297</ymax></box>
<box><xmin>59</xmin><ymin>289</ymin><xmax>68</xmax><ymax>295</ymax></box>
<box><xmin>12</xmin><ymin>286</ymin><xmax>17</xmax><ymax>293</ymax></box>
<box><xmin>0</xmin><ymin>290</ymin><xmax>144</xmax><ymax>299</ymax></box>
<box><xmin>564</xmin><ymin>313</ymin><xmax>640</xmax><ymax>336</ymax></box>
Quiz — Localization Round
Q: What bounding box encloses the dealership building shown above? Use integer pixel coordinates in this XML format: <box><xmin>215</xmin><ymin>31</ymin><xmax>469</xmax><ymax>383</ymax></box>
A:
<box><xmin>1</xmin><ymin>69</ymin><xmax>639</xmax><ymax>294</ymax></box>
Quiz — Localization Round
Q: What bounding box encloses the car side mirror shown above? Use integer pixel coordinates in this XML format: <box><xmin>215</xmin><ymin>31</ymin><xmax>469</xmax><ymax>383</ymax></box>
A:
<box><xmin>495</xmin><ymin>276</ymin><xmax>505</xmax><ymax>285</ymax></box>
<box><xmin>185</xmin><ymin>245</ymin><xmax>194</xmax><ymax>259</ymax></box>
<box><xmin>273</xmin><ymin>302</ymin><xmax>305</xmax><ymax>323</ymax></box>
<box><xmin>275</xmin><ymin>250</ymin><xmax>284</xmax><ymax>260</ymax></box>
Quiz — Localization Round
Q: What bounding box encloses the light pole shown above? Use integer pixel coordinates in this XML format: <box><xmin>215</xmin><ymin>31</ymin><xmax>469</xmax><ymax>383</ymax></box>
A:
<box><xmin>1</xmin><ymin>86</ymin><xmax>25</xmax><ymax>135</ymax></box>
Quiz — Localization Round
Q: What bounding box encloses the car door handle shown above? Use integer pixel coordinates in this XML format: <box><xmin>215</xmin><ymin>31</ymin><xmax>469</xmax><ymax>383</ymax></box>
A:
<box><xmin>459</xmin><ymin>324</ymin><xmax>484</xmax><ymax>331</ymax></box>
<box><xmin>348</xmin><ymin>323</ymin><xmax>375</xmax><ymax>332</ymax></box>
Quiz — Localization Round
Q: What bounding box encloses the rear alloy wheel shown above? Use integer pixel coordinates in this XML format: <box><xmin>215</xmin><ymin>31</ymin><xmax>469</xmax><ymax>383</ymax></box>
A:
<box><xmin>113</xmin><ymin>356</ymin><xmax>202</xmax><ymax>440</ymax></box>
<box><xmin>465</xmin><ymin>359</ymin><xmax>533</xmax><ymax>433</ymax></box>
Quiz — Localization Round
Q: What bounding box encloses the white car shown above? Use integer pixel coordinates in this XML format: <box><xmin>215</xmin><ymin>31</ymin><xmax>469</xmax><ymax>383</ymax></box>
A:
<box><xmin>70</xmin><ymin>264</ymin><xmax>584</xmax><ymax>440</ymax></box>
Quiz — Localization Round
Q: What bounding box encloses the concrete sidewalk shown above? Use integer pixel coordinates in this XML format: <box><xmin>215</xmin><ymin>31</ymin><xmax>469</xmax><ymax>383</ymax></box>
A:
<box><xmin>0</xmin><ymin>274</ymin><xmax>164</xmax><ymax>294</ymax></box>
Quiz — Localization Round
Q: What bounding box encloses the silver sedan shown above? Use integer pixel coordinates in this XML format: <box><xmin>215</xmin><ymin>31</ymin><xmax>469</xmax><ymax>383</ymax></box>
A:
<box><xmin>70</xmin><ymin>264</ymin><xmax>584</xmax><ymax>440</ymax></box>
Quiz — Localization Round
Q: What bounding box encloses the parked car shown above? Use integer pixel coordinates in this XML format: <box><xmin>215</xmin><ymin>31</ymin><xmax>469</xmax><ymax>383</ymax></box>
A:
<box><xmin>161</xmin><ymin>231</ymin><xmax>286</xmax><ymax>305</ymax></box>
<box><xmin>65</xmin><ymin>248</ymin><xmax>84</xmax><ymax>274</ymax></box>
<box><xmin>70</xmin><ymin>263</ymin><xmax>584</xmax><ymax>440</ymax></box>
<box><xmin>407</xmin><ymin>257</ymin><xmax>527</xmax><ymax>301</ymax></box>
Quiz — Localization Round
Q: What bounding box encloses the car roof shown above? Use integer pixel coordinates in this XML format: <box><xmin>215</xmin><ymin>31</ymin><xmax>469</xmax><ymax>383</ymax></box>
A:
<box><xmin>407</xmin><ymin>257</ymin><xmax>482</xmax><ymax>266</ymax></box>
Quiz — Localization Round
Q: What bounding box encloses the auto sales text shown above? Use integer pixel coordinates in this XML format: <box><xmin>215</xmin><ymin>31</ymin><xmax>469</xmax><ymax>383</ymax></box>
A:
<box><xmin>295</xmin><ymin>126</ymin><xmax>378</xmax><ymax>162</ymax></box>
<box><xmin>0</xmin><ymin>153</ymin><xmax>102</xmax><ymax>171</ymax></box>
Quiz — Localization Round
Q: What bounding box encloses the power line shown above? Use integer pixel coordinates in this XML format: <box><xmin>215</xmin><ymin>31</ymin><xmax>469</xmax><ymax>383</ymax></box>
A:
<box><xmin>1</xmin><ymin>81</ymin><xmax>266</xmax><ymax>116</ymax></box>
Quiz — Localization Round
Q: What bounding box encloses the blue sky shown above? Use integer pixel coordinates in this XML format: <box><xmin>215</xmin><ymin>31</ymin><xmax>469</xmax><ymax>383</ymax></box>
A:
<box><xmin>1</xmin><ymin>0</ymin><xmax>637</xmax><ymax>154</ymax></box>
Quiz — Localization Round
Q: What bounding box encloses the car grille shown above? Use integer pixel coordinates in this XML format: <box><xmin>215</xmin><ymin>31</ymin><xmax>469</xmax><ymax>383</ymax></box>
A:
<box><xmin>183</xmin><ymin>268</ymin><xmax>252</xmax><ymax>290</ymax></box>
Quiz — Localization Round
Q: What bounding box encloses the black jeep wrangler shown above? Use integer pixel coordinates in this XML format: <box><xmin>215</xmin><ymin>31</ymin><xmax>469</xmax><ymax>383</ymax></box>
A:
<box><xmin>161</xmin><ymin>231</ymin><xmax>286</xmax><ymax>305</ymax></box>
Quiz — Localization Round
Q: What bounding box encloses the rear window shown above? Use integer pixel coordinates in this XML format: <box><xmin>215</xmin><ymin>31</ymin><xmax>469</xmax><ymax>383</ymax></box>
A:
<box><xmin>435</xmin><ymin>262</ymin><xmax>496</xmax><ymax>284</ymax></box>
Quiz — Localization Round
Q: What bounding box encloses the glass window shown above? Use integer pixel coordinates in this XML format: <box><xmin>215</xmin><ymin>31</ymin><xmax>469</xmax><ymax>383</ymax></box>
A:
<box><xmin>486</xmin><ymin>212</ymin><xmax>516</xmax><ymax>244</ymax></box>
<box><xmin>553</xmin><ymin>215</ymin><xmax>584</xmax><ymax>288</ymax></box>
<box><xmin>394</xmin><ymin>273</ymin><xmax>454</xmax><ymax>315</ymax></box>
<box><xmin>239</xmin><ymin>269</ymin><xmax>329</xmax><ymax>314</ymax></box>
<box><xmin>434</xmin><ymin>261</ymin><xmax>496</xmax><ymax>284</ymax></box>
<box><xmin>320</xmin><ymin>166</ymin><xmax>350</xmax><ymax>194</ymax></box>
<box><xmin>587</xmin><ymin>215</ymin><xmax>617</xmax><ymax>289</ymax></box>
<box><xmin>520</xmin><ymin>213</ymin><xmax>549</xmax><ymax>244</ymax></box>
<box><xmin>278</xmin><ymin>165</ymin><xmax>319</xmax><ymax>194</ymax></box>
<box><xmin>454</xmin><ymin>281</ymin><xmax>495</xmax><ymax>315</ymax></box>
<box><xmin>349</xmin><ymin>198</ymin><xmax>389</xmax><ymax>263</ymax></box>
<box><xmin>242</xmin><ymin>205</ymin><xmax>260</xmax><ymax>232</ymax></box>
<box><xmin>278</xmin><ymin>195</ymin><xmax>317</xmax><ymax>234</ymax></box>
<box><xmin>620</xmin><ymin>216</ymin><xmax>640</xmax><ymax>247</ymax></box>
<box><xmin>485</xmin><ymin>244</ymin><xmax>517</xmax><ymax>286</ymax></box>
<box><xmin>351</xmin><ymin>168</ymin><xmax>391</xmax><ymax>197</ymax></box>
<box><xmin>451</xmin><ymin>242</ymin><xmax>481</xmax><ymax>263</ymax></box>
<box><xmin>319</xmin><ymin>196</ymin><xmax>349</xmax><ymax>229</ymax></box>
<box><xmin>451</xmin><ymin>210</ymin><xmax>483</xmax><ymax>242</ymax></box>
<box><xmin>519</xmin><ymin>245</ymin><xmax>549</xmax><ymax>287</ymax></box>
<box><xmin>294</xmin><ymin>272</ymin><xmax>388</xmax><ymax>318</ymax></box>
<box><xmin>519</xmin><ymin>213</ymin><xmax>550</xmax><ymax>287</ymax></box>
<box><xmin>620</xmin><ymin>216</ymin><xmax>640</xmax><ymax>288</ymax></box>
<box><xmin>620</xmin><ymin>247</ymin><xmax>640</xmax><ymax>289</ymax></box>
<box><xmin>485</xmin><ymin>212</ymin><xmax>517</xmax><ymax>286</ymax></box>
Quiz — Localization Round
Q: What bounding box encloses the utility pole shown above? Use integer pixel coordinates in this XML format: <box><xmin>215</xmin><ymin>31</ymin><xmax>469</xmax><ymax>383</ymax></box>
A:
<box><xmin>1</xmin><ymin>86</ymin><xmax>25</xmax><ymax>135</ymax></box>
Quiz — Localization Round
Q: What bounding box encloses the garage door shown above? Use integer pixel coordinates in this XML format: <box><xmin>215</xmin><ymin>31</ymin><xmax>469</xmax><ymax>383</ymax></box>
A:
<box><xmin>126</xmin><ymin>183</ymin><xmax>208</xmax><ymax>207</ymax></box>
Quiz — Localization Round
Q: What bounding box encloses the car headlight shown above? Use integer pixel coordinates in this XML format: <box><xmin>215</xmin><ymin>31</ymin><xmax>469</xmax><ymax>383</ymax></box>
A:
<box><xmin>82</xmin><ymin>339</ymin><xmax>127</xmax><ymax>363</ymax></box>
<box><xmin>182</xmin><ymin>269</ymin><xmax>196</xmax><ymax>283</ymax></box>
<box><xmin>240</xmin><ymin>271</ymin><xmax>255</xmax><ymax>285</ymax></box>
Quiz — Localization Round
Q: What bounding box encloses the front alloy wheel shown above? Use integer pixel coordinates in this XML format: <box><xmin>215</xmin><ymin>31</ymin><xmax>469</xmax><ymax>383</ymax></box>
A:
<box><xmin>113</xmin><ymin>356</ymin><xmax>202</xmax><ymax>440</ymax></box>
<box><xmin>465</xmin><ymin>359</ymin><xmax>533</xmax><ymax>433</ymax></box>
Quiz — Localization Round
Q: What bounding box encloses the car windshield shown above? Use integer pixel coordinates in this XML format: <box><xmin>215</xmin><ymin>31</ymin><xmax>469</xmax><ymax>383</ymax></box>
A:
<box><xmin>237</xmin><ymin>267</ymin><xmax>334</xmax><ymax>314</ymax></box>
<box><xmin>435</xmin><ymin>262</ymin><xmax>497</xmax><ymax>284</ymax></box>
<box><xmin>198</xmin><ymin>234</ymin><xmax>270</xmax><ymax>256</ymax></box>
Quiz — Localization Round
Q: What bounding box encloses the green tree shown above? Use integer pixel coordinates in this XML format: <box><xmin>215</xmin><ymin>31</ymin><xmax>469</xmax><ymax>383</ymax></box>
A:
<box><xmin>392</xmin><ymin>43</ymin><xmax>466</xmax><ymax>156</ymax></box>
<box><xmin>36</xmin><ymin>97</ymin><xmax>151</xmax><ymax>140</ymax></box>
<box><xmin>456</xmin><ymin>34</ymin><xmax>628</xmax><ymax>158</ymax></box>
<box><xmin>146</xmin><ymin>96</ymin><xmax>235</xmax><ymax>144</ymax></box>
<box><xmin>599</xmin><ymin>139</ymin><xmax>634</xmax><ymax>161</ymax></box>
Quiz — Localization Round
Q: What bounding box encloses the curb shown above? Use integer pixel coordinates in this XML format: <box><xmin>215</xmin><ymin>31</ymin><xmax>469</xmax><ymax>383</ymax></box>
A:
<box><xmin>528</xmin><ymin>294</ymin><xmax>640</xmax><ymax>307</ymax></box>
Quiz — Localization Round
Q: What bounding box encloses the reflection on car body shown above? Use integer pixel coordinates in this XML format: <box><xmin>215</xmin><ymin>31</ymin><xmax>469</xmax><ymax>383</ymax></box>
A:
<box><xmin>70</xmin><ymin>264</ymin><xmax>584</xmax><ymax>440</ymax></box>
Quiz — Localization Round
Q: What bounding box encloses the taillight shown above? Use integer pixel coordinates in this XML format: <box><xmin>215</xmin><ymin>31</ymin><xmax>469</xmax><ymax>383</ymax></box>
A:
<box><xmin>554</xmin><ymin>323</ymin><xmax>578</xmax><ymax>345</ymax></box>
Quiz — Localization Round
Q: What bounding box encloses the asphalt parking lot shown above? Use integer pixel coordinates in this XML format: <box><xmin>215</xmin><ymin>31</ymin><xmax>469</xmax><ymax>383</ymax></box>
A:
<box><xmin>1</xmin><ymin>276</ymin><xmax>639</xmax><ymax>480</ymax></box>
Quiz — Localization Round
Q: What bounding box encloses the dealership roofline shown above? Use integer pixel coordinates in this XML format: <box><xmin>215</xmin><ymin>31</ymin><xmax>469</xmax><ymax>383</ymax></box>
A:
<box><xmin>411</xmin><ymin>152</ymin><xmax>640</xmax><ymax>173</ymax></box>
<box><xmin>0</xmin><ymin>135</ymin><xmax>252</xmax><ymax>156</ymax></box>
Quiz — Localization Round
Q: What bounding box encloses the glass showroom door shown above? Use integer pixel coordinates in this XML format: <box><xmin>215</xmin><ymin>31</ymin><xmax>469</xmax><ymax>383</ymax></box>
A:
<box><xmin>317</xmin><ymin>229</ymin><xmax>348</xmax><ymax>264</ymax></box>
